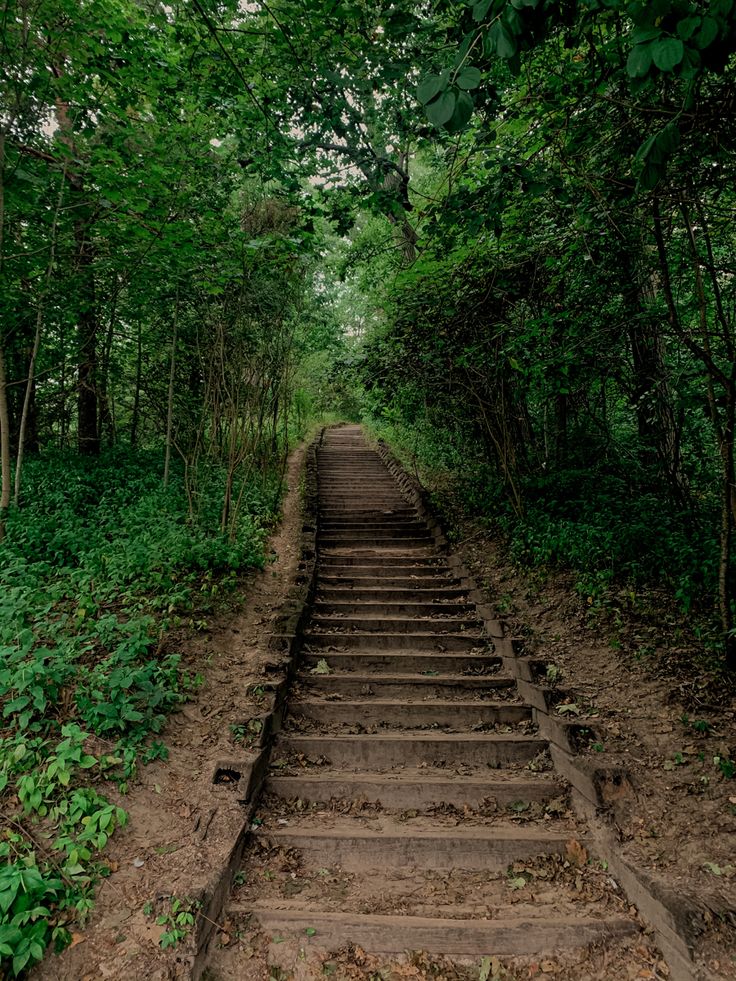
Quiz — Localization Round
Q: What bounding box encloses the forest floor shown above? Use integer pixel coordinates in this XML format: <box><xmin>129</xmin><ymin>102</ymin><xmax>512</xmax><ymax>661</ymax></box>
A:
<box><xmin>30</xmin><ymin>434</ymin><xmax>736</xmax><ymax>981</ymax></box>
<box><xmin>31</xmin><ymin>441</ymin><xmax>309</xmax><ymax>981</ymax></box>
<box><xmin>455</xmin><ymin>524</ymin><xmax>736</xmax><ymax>980</ymax></box>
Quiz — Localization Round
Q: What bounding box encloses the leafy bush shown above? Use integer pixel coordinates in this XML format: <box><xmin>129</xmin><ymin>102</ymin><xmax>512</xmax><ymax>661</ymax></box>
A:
<box><xmin>0</xmin><ymin>449</ymin><xmax>281</xmax><ymax>975</ymax></box>
<box><xmin>371</xmin><ymin>415</ymin><xmax>718</xmax><ymax>614</ymax></box>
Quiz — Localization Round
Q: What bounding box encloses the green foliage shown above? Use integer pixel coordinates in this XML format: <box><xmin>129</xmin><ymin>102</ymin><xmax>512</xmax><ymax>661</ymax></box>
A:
<box><xmin>0</xmin><ymin>450</ymin><xmax>278</xmax><ymax>973</ymax></box>
<box><xmin>153</xmin><ymin>897</ymin><xmax>199</xmax><ymax>950</ymax></box>
<box><xmin>5</xmin><ymin>0</ymin><xmax>736</xmax><ymax>970</ymax></box>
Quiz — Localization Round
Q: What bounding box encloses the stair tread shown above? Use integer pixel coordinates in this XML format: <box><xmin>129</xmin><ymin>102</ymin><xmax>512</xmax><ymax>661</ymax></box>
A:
<box><xmin>217</xmin><ymin>427</ymin><xmax>648</xmax><ymax>971</ymax></box>
<box><xmin>266</xmin><ymin>769</ymin><xmax>559</xmax><ymax>785</ymax></box>
<box><xmin>253</xmin><ymin>822</ymin><xmax>574</xmax><ymax>841</ymax></box>
<box><xmin>279</xmin><ymin>732</ymin><xmax>542</xmax><ymax>743</ymax></box>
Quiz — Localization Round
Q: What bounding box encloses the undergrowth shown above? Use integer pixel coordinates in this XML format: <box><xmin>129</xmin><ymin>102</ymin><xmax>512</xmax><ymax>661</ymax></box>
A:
<box><xmin>0</xmin><ymin>449</ymin><xmax>281</xmax><ymax>976</ymax></box>
<box><xmin>368</xmin><ymin>417</ymin><xmax>719</xmax><ymax>616</ymax></box>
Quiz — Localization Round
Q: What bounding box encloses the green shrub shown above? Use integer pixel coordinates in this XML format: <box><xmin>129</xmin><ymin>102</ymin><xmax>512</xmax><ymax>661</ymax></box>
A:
<box><xmin>0</xmin><ymin>448</ymin><xmax>281</xmax><ymax>975</ymax></box>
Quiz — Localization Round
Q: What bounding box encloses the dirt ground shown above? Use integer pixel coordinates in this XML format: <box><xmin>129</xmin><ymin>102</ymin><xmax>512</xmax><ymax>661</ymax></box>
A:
<box><xmin>32</xmin><ymin>434</ymin><xmax>736</xmax><ymax>981</ymax></box>
<box><xmin>32</xmin><ymin>441</ymin><xmax>309</xmax><ymax>981</ymax></box>
<box><xmin>207</xmin><ymin>931</ymin><xmax>667</xmax><ymax>981</ymax></box>
<box><xmin>456</xmin><ymin>529</ymin><xmax>736</xmax><ymax>980</ymax></box>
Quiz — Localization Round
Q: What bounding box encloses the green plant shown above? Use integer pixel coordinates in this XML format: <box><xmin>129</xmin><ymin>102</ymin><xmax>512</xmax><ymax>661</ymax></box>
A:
<box><xmin>142</xmin><ymin>741</ymin><xmax>170</xmax><ymax>765</ymax></box>
<box><xmin>681</xmin><ymin>714</ymin><xmax>713</xmax><ymax>736</ymax></box>
<box><xmin>152</xmin><ymin>897</ymin><xmax>199</xmax><ymax>949</ymax></box>
<box><xmin>0</xmin><ymin>451</ymin><xmax>281</xmax><ymax>975</ymax></box>
<box><xmin>229</xmin><ymin>719</ymin><xmax>263</xmax><ymax>746</ymax></box>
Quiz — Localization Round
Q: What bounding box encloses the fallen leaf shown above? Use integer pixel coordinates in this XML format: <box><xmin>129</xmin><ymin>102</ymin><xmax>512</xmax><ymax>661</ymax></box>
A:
<box><xmin>479</xmin><ymin>956</ymin><xmax>502</xmax><ymax>981</ymax></box>
<box><xmin>557</xmin><ymin>703</ymin><xmax>581</xmax><ymax>716</ymax></box>
<box><xmin>703</xmin><ymin>861</ymin><xmax>736</xmax><ymax>877</ymax></box>
<box><xmin>565</xmin><ymin>839</ymin><xmax>588</xmax><ymax>867</ymax></box>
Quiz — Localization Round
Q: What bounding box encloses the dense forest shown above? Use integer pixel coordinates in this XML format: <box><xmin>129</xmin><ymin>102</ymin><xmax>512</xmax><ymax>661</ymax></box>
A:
<box><xmin>2</xmin><ymin>0</ymin><xmax>736</xmax><ymax>974</ymax></box>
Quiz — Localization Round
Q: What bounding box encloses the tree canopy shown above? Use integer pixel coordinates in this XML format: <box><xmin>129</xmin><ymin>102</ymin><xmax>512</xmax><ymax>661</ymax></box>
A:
<box><xmin>2</xmin><ymin>0</ymin><xmax>736</xmax><ymax>974</ymax></box>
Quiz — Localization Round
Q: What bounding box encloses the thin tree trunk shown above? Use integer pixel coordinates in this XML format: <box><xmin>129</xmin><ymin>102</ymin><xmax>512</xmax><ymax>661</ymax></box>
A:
<box><xmin>679</xmin><ymin>198</ymin><xmax>736</xmax><ymax>669</ymax></box>
<box><xmin>51</xmin><ymin>75</ymin><xmax>99</xmax><ymax>456</ymax></box>
<box><xmin>14</xmin><ymin>312</ymin><xmax>42</xmax><ymax>505</ymax></box>
<box><xmin>98</xmin><ymin>279</ymin><xmax>119</xmax><ymax>447</ymax></box>
<box><xmin>0</xmin><ymin>345</ymin><xmax>10</xmax><ymax>541</ymax></box>
<box><xmin>15</xmin><ymin>166</ymin><xmax>66</xmax><ymax>503</ymax></box>
<box><xmin>163</xmin><ymin>295</ymin><xmax>179</xmax><ymax>487</ymax></box>
<box><xmin>0</xmin><ymin>132</ymin><xmax>10</xmax><ymax>538</ymax></box>
<box><xmin>130</xmin><ymin>321</ymin><xmax>142</xmax><ymax>447</ymax></box>
<box><xmin>59</xmin><ymin>321</ymin><xmax>67</xmax><ymax>449</ymax></box>
<box><xmin>719</xmin><ymin>382</ymin><xmax>736</xmax><ymax>671</ymax></box>
<box><xmin>75</xmin><ymin>211</ymin><xmax>100</xmax><ymax>456</ymax></box>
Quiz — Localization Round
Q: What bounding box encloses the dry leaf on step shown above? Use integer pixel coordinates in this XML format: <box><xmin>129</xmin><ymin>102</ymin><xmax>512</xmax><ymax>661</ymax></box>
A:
<box><xmin>565</xmin><ymin>839</ymin><xmax>588</xmax><ymax>867</ymax></box>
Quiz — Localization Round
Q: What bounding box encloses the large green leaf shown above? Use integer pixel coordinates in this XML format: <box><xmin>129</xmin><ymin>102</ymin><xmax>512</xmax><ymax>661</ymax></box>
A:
<box><xmin>488</xmin><ymin>21</ymin><xmax>517</xmax><ymax>59</ymax></box>
<box><xmin>651</xmin><ymin>37</ymin><xmax>684</xmax><ymax>71</ymax></box>
<box><xmin>473</xmin><ymin>0</ymin><xmax>493</xmax><ymax>22</ymax></box>
<box><xmin>627</xmin><ymin>43</ymin><xmax>653</xmax><ymax>78</ymax></box>
<box><xmin>677</xmin><ymin>16</ymin><xmax>701</xmax><ymax>40</ymax></box>
<box><xmin>426</xmin><ymin>90</ymin><xmax>456</xmax><ymax>126</ymax></box>
<box><xmin>445</xmin><ymin>91</ymin><xmax>474</xmax><ymax>132</ymax></box>
<box><xmin>630</xmin><ymin>27</ymin><xmax>662</xmax><ymax>44</ymax></box>
<box><xmin>417</xmin><ymin>74</ymin><xmax>445</xmax><ymax>105</ymax></box>
<box><xmin>696</xmin><ymin>16</ymin><xmax>719</xmax><ymax>49</ymax></box>
<box><xmin>456</xmin><ymin>66</ymin><xmax>482</xmax><ymax>90</ymax></box>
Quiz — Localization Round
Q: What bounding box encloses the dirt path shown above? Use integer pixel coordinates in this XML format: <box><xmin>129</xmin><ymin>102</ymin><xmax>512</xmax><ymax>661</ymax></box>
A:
<box><xmin>458</xmin><ymin>537</ymin><xmax>736</xmax><ymax>980</ymax></box>
<box><xmin>34</xmin><ymin>442</ymin><xmax>309</xmax><ymax>981</ymax></box>
<box><xmin>207</xmin><ymin>426</ymin><xmax>665</xmax><ymax>981</ymax></box>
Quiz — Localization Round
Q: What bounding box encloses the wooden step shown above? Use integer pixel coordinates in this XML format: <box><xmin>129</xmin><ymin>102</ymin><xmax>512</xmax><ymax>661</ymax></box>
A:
<box><xmin>252</xmin><ymin>824</ymin><xmax>574</xmax><ymax>870</ymax></box>
<box><xmin>233</xmin><ymin>907</ymin><xmax>638</xmax><ymax>956</ymax></box>
<box><xmin>265</xmin><ymin>770</ymin><xmax>561</xmax><ymax>809</ymax></box>
<box><xmin>300</xmin><ymin>652</ymin><xmax>499</xmax><ymax>674</ymax></box>
<box><xmin>297</xmin><ymin>672</ymin><xmax>517</xmax><ymax>698</ymax></box>
<box><xmin>274</xmin><ymin>732</ymin><xmax>546</xmax><ymax>767</ymax></box>
<box><xmin>286</xmin><ymin>699</ymin><xmax>530</xmax><ymax>728</ymax></box>
<box><xmin>303</xmin><ymin>632</ymin><xmax>488</xmax><ymax>651</ymax></box>
<box><xmin>313</xmin><ymin>601</ymin><xmax>475</xmax><ymax>615</ymax></box>
<box><xmin>309</xmin><ymin>615</ymin><xmax>481</xmax><ymax>633</ymax></box>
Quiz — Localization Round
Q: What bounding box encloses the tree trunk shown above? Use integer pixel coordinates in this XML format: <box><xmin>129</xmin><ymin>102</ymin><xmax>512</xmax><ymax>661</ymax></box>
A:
<box><xmin>163</xmin><ymin>298</ymin><xmax>179</xmax><ymax>487</ymax></box>
<box><xmin>0</xmin><ymin>345</ymin><xmax>11</xmax><ymax>540</ymax></box>
<box><xmin>98</xmin><ymin>281</ymin><xmax>118</xmax><ymax>447</ymax></box>
<box><xmin>718</xmin><ymin>382</ymin><xmax>736</xmax><ymax>671</ymax></box>
<box><xmin>620</xmin><ymin>242</ymin><xmax>688</xmax><ymax>505</ymax></box>
<box><xmin>673</xmin><ymin>196</ymin><xmax>736</xmax><ymax>668</ymax></box>
<box><xmin>627</xmin><ymin>313</ymin><xmax>687</xmax><ymax>501</ymax></box>
<box><xmin>59</xmin><ymin>320</ymin><xmax>68</xmax><ymax>449</ymax></box>
<box><xmin>130</xmin><ymin>321</ymin><xmax>143</xmax><ymax>447</ymax></box>
<box><xmin>51</xmin><ymin>68</ymin><xmax>99</xmax><ymax>455</ymax></box>
<box><xmin>15</xmin><ymin>166</ymin><xmax>65</xmax><ymax>503</ymax></box>
<box><xmin>0</xmin><ymin>133</ymin><xmax>10</xmax><ymax>537</ymax></box>
<box><xmin>75</xmin><ymin>212</ymin><xmax>99</xmax><ymax>455</ymax></box>
<box><xmin>14</xmin><ymin>310</ymin><xmax>42</xmax><ymax>505</ymax></box>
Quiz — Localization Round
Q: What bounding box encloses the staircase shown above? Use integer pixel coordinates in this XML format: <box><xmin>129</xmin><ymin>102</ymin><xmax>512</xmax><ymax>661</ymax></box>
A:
<box><xmin>220</xmin><ymin>425</ymin><xmax>647</xmax><ymax>973</ymax></box>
